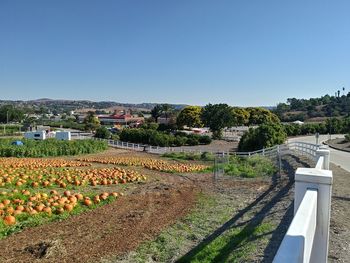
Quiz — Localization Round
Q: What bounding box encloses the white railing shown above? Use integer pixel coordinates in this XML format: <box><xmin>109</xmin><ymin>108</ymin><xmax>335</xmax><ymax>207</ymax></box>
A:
<box><xmin>287</xmin><ymin>141</ymin><xmax>319</xmax><ymax>160</ymax></box>
<box><xmin>76</xmin><ymin>135</ymin><xmax>284</xmax><ymax>157</ymax></box>
<box><xmin>274</xmin><ymin>146</ymin><xmax>332</xmax><ymax>263</ymax></box>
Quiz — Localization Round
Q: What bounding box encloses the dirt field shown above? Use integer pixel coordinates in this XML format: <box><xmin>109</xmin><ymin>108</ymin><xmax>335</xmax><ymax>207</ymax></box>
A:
<box><xmin>170</xmin><ymin>139</ymin><xmax>238</xmax><ymax>153</ymax></box>
<box><xmin>0</xmin><ymin>148</ymin><xmax>348</xmax><ymax>262</ymax></box>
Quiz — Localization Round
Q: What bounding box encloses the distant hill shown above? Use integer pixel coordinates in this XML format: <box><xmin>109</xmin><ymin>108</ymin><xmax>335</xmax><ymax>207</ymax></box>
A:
<box><xmin>0</xmin><ymin>99</ymin><xmax>187</xmax><ymax>114</ymax></box>
<box><xmin>274</xmin><ymin>92</ymin><xmax>350</xmax><ymax>122</ymax></box>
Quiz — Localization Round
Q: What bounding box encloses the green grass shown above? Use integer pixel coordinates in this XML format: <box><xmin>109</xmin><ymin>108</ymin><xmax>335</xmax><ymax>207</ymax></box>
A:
<box><xmin>222</xmin><ymin>156</ymin><xmax>276</xmax><ymax>178</ymax></box>
<box><xmin>178</xmin><ymin>223</ymin><xmax>273</xmax><ymax>263</ymax></box>
<box><xmin>114</xmin><ymin>192</ymin><xmax>273</xmax><ymax>263</ymax></box>
<box><xmin>162</xmin><ymin>152</ymin><xmax>215</xmax><ymax>162</ymax></box>
<box><xmin>163</xmin><ymin>153</ymin><xmax>276</xmax><ymax>178</ymax></box>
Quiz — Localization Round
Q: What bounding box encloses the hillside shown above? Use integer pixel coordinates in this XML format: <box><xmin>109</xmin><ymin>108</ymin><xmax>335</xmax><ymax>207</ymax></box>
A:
<box><xmin>274</xmin><ymin>92</ymin><xmax>350</xmax><ymax>122</ymax></box>
<box><xmin>0</xmin><ymin>99</ymin><xmax>187</xmax><ymax>114</ymax></box>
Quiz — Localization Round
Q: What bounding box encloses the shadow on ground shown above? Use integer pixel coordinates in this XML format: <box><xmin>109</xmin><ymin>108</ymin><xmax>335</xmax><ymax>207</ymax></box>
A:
<box><xmin>177</xmin><ymin>154</ymin><xmax>312</xmax><ymax>263</ymax></box>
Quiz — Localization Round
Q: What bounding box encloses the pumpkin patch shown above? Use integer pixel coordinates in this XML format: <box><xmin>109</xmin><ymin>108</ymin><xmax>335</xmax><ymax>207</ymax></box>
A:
<box><xmin>77</xmin><ymin>156</ymin><xmax>210</xmax><ymax>173</ymax></box>
<box><xmin>0</xmin><ymin>157</ymin><xmax>145</xmax><ymax>232</ymax></box>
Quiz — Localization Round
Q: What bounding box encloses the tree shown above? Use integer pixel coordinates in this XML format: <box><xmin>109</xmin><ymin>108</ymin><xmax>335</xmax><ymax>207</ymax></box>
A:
<box><xmin>201</xmin><ymin>103</ymin><xmax>234</xmax><ymax>139</ymax></box>
<box><xmin>151</xmin><ymin>104</ymin><xmax>175</xmax><ymax>122</ymax></box>
<box><xmin>176</xmin><ymin>106</ymin><xmax>203</xmax><ymax>128</ymax></box>
<box><xmin>238</xmin><ymin>122</ymin><xmax>287</xmax><ymax>151</ymax></box>
<box><xmin>83</xmin><ymin>112</ymin><xmax>100</xmax><ymax>132</ymax></box>
<box><xmin>231</xmin><ymin>107</ymin><xmax>250</xmax><ymax>126</ymax></box>
<box><xmin>0</xmin><ymin>105</ymin><xmax>25</xmax><ymax>123</ymax></box>
<box><xmin>151</xmin><ymin>105</ymin><xmax>163</xmax><ymax>122</ymax></box>
<box><xmin>160</xmin><ymin>104</ymin><xmax>173</xmax><ymax>120</ymax></box>
<box><xmin>95</xmin><ymin>126</ymin><xmax>111</xmax><ymax>139</ymax></box>
<box><xmin>22</xmin><ymin>116</ymin><xmax>37</xmax><ymax>130</ymax></box>
<box><xmin>246</xmin><ymin>107</ymin><xmax>280</xmax><ymax>125</ymax></box>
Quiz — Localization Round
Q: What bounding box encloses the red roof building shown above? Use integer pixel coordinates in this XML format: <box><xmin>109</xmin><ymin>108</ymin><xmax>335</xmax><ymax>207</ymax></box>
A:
<box><xmin>98</xmin><ymin>114</ymin><xmax>144</xmax><ymax>126</ymax></box>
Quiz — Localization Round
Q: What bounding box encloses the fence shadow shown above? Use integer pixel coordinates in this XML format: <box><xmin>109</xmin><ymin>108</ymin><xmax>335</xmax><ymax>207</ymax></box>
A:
<box><xmin>177</xmin><ymin>154</ymin><xmax>299</xmax><ymax>262</ymax></box>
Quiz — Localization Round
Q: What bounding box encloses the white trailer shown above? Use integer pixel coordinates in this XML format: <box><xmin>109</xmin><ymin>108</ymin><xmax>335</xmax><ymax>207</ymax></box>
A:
<box><xmin>24</xmin><ymin>131</ymin><xmax>46</xmax><ymax>140</ymax></box>
<box><xmin>55</xmin><ymin>131</ymin><xmax>71</xmax><ymax>141</ymax></box>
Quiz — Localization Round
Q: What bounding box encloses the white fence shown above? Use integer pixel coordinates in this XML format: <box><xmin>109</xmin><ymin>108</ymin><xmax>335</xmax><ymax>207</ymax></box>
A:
<box><xmin>76</xmin><ymin>134</ymin><xmax>285</xmax><ymax>156</ymax></box>
<box><xmin>273</xmin><ymin>145</ymin><xmax>332</xmax><ymax>263</ymax></box>
<box><xmin>287</xmin><ymin>141</ymin><xmax>319</xmax><ymax>161</ymax></box>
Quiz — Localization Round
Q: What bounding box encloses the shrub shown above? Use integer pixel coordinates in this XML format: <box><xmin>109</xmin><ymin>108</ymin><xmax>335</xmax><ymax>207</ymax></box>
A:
<box><xmin>95</xmin><ymin>127</ymin><xmax>111</xmax><ymax>139</ymax></box>
<box><xmin>149</xmin><ymin>132</ymin><xmax>173</xmax><ymax>147</ymax></box>
<box><xmin>186</xmin><ymin>137</ymin><xmax>199</xmax><ymax>146</ymax></box>
<box><xmin>140</xmin><ymin>122</ymin><xmax>159</xmax><ymax>130</ymax></box>
<box><xmin>199</xmin><ymin>135</ymin><xmax>212</xmax><ymax>144</ymax></box>
<box><xmin>200</xmin><ymin>152</ymin><xmax>215</xmax><ymax>161</ymax></box>
<box><xmin>119</xmin><ymin>128</ymin><xmax>211</xmax><ymax>147</ymax></box>
<box><xmin>43</xmin><ymin>121</ymin><xmax>85</xmax><ymax>131</ymax></box>
<box><xmin>174</xmin><ymin>136</ymin><xmax>187</xmax><ymax>146</ymax></box>
<box><xmin>239</xmin><ymin>122</ymin><xmax>287</xmax><ymax>151</ymax></box>
<box><xmin>345</xmin><ymin>133</ymin><xmax>350</xmax><ymax>142</ymax></box>
<box><xmin>187</xmin><ymin>134</ymin><xmax>200</xmax><ymax>146</ymax></box>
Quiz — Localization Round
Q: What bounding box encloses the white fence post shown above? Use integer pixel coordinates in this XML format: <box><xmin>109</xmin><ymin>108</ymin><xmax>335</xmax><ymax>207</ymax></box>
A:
<box><xmin>316</xmin><ymin>146</ymin><xmax>330</xmax><ymax>170</ymax></box>
<box><xmin>294</xmin><ymin>164</ymin><xmax>332</xmax><ymax>262</ymax></box>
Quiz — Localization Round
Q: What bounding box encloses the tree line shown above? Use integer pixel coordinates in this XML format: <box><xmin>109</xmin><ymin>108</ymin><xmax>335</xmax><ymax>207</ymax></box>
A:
<box><xmin>176</xmin><ymin>104</ymin><xmax>280</xmax><ymax>138</ymax></box>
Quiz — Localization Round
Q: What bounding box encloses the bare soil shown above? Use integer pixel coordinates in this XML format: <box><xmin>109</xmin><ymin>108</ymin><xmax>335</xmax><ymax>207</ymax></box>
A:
<box><xmin>170</xmin><ymin>140</ymin><xmax>238</xmax><ymax>153</ymax></box>
<box><xmin>328</xmin><ymin>163</ymin><xmax>350</xmax><ymax>263</ymax></box>
<box><xmin>0</xmin><ymin>181</ymin><xmax>197</xmax><ymax>263</ymax></box>
<box><xmin>0</xmin><ymin>147</ymin><xmax>349</xmax><ymax>262</ymax></box>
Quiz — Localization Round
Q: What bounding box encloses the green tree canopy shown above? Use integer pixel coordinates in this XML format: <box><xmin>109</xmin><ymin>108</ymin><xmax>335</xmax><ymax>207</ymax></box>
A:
<box><xmin>151</xmin><ymin>104</ymin><xmax>175</xmax><ymax>122</ymax></box>
<box><xmin>231</xmin><ymin>107</ymin><xmax>250</xmax><ymax>126</ymax></box>
<box><xmin>84</xmin><ymin>111</ymin><xmax>100</xmax><ymax>132</ymax></box>
<box><xmin>177</xmin><ymin>106</ymin><xmax>203</xmax><ymax>128</ymax></box>
<box><xmin>246</xmin><ymin>107</ymin><xmax>280</xmax><ymax>125</ymax></box>
<box><xmin>0</xmin><ymin>105</ymin><xmax>25</xmax><ymax>123</ymax></box>
<box><xmin>151</xmin><ymin>105</ymin><xmax>162</xmax><ymax>122</ymax></box>
<box><xmin>94</xmin><ymin>126</ymin><xmax>111</xmax><ymax>139</ymax></box>
<box><xmin>238</xmin><ymin>122</ymin><xmax>287</xmax><ymax>151</ymax></box>
<box><xmin>201</xmin><ymin>103</ymin><xmax>235</xmax><ymax>138</ymax></box>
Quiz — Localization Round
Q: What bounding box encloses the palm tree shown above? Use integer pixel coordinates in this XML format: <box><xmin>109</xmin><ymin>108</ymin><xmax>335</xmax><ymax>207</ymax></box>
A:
<box><xmin>151</xmin><ymin>105</ymin><xmax>162</xmax><ymax>122</ymax></box>
<box><xmin>161</xmin><ymin>104</ymin><xmax>173</xmax><ymax>120</ymax></box>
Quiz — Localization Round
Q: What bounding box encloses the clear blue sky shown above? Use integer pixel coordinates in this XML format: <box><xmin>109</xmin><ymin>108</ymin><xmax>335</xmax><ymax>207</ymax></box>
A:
<box><xmin>1</xmin><ymin>0</ymin><xmax>350</xmax><ymax>106</ymax></box>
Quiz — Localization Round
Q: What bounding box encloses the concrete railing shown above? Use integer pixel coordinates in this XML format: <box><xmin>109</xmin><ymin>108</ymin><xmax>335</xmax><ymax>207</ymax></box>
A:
<box><xmin>274</xmin><ymin>146</ymin><xmax>332</xmax><ymax>263</ymax></box>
